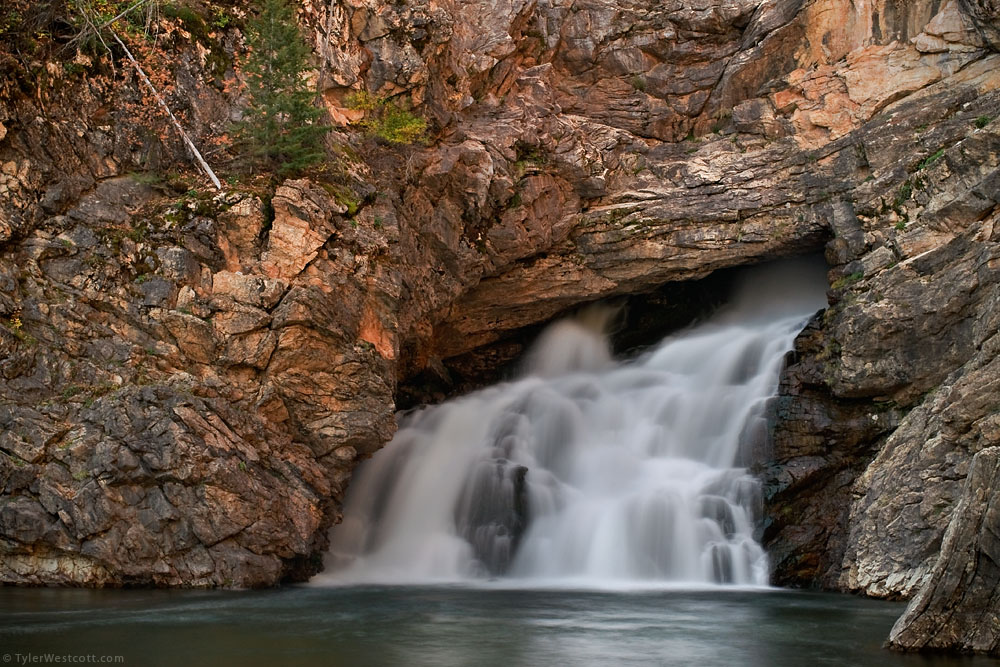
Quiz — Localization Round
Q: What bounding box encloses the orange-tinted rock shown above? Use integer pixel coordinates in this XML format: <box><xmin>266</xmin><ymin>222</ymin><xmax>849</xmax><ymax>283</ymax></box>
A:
<box><xmin>262</xmin><ymin>180</ymin><xmax>345</xmax><ymax>280</ymax></box>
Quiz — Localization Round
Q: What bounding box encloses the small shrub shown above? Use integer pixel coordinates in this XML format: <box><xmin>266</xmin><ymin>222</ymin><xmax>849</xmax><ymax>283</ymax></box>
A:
<box><xmin>975</xmin><ymin>115</ymin><xmax>993</xmax><ymax>129</ymax></box>
<box><xmin>512</xmin><ymin>143</ymin><xmax>547</xmax><ymax>178</ymax></box>
<box><xmin>895</xmin><ymin>181</ymin><xmax>912</xmax><ymax>206</ymax></box>
<box><xmin>127</xmin><ymin>220</ymin><xmax>148</xmax><ymax>242</ymax></box>
<box><xmin>347</xmin><ymin>90</ymin><xmax>427</xmax><ymax>145</ymax></box>
<box><xmin>62</xmin><ymin>385</ymin><xmax>85</xmax><ymax>400</ymax></box>
<box><xmin>3</xmin><ymin>309</ymin><xmax>36</xmax><ymax>345</ymax></box>
<box><xmin>319</xmin><ymin>182</ymin><xmax>360</xmax><ymax>216</ymax></box>
<box><xmin>210</xmin><ymin>6</ymin><xmax>230</xmax><ymax>29</ymax></box>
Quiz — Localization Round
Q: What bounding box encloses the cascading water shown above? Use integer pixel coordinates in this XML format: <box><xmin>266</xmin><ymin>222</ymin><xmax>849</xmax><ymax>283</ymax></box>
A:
<box><xmin>318</xmin><ymin>259</ymin><xmax>827</xmax><ymax>587</ymax></box>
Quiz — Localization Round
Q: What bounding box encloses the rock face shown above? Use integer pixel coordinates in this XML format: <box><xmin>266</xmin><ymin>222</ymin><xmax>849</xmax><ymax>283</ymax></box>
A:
<box><xmin>0</xmin><ymin>0</ymin><xmax>999</xmax><ymax>653</ymax></box>
<box><xmin>0</xmin><ymin>175</ymin><xmax>396</xmax><ymax>586</ymax></box>
<box><xmin>888</xmin><ymin>445</ymin><xmax>1000</xmax><ymax>654</ymax></box>
<box><xmin>0</xmin><ymin>388</ymin><xmax>328</xmax><ymax>586</ymax></box>
<box><xmin>764</xmin><ymin>216</ymin><xmax>1000</xmax><ymax>591</ymax></box>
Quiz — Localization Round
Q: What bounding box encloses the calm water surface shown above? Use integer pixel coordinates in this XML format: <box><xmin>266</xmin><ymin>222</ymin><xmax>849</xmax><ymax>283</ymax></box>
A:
<box><xmin>2</xmin><ymin>586</ymin><xmax>998</xmax><ymax>666</ymax></box>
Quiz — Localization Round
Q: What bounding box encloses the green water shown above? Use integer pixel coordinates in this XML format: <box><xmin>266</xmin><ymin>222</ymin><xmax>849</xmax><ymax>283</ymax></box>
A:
<box><xmin>1</xmin><ymin>586</ymin><xmax>997</xmax><ymax>666</ymax></box>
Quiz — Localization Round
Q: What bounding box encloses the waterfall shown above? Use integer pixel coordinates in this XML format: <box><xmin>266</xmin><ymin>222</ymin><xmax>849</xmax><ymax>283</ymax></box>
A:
<box><xmin>317</xmin><ymin>259</ymin><xmax>827</xmax><ymax>587</ymax></box>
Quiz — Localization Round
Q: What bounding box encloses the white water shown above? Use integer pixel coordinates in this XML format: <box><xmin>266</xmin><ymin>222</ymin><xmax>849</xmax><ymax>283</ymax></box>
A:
<box><xmin>317</xmin><ymin>260</ymin><xmax>827</xmax><ymax>588</ymax></box>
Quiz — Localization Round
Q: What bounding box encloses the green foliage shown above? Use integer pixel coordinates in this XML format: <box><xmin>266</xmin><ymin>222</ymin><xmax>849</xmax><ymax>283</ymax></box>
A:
<box><xmin>234</xmin><ymin>0</ymin><xmax>329</xmax><ymax>176</ymax></box>
<box><xmin>831</xmin><ymin>271</ymin><xmax>864</xmax><ymax>290</ymax></box>
<box><xmin>210</xmin><ymin>6</ymin><xmax>230</xmax><ymax>29</ymax></box>
<box><xmin>894</xmin><ymin>181</ymin><xmax>912</xmax><ymax>206</ymax></box>
<box><xmin>975</xmin><ymin>115</ymin><xmax>993</xmax><ymax>129</ymax></box>
<box><xmin>512</xmin><ymin>143</ymin><xmax>546</xmax><ymax>177</ymax></box>
<box><xmin>320</xmin><ymin>182</ymin><xmax>360</xmax><ymax>215</ymax></box>
<box><xmin>1</xmin><ymin>0</ymin><xmax>153</xmax><ymax>63</ymax></box>
<box><xmin>629</xmin><ymin>75</ymin><xmax>646</xmax><ymax>92</ymax></box>
<box><xmin>62</xmin><ymin>385</ymin><xmax>86</xmax><ymax>400</ymax></box>
<box><xmin>3</xmin><ymin>307</ymin><xmax>35</xmax><ymax>345</ymax></box>
<box><xmin>64</xmin><ymin>0</ymin><xmax>161</xmax><ymax>52</ymax></box>
<box><xmin>0</xmin><ymin>6</ymin><xmax>25</xmax><ymax>38</ymax></box>
<box><xmin>346</xmin><ymin>90</ymin><xmax>427</xmax><ymax>145</ymax></box>
<box><xmin>917</xmin><ymin>148</ymin><xmax>945</xmax><ymax>170</ymax></box>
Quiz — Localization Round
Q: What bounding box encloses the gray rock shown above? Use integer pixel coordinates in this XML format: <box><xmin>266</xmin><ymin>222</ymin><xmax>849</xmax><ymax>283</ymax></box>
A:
<box><xmin>888</xmin><ymin>446</ymin><xmax>1000</xmax><ymax>655</ymax></box>
<box><xmin>138</xmin><ymin>277</ymin><xmax>176</xmax><ymax>308</ymax></box>
<box><xmin>156</xmin><ymin>246</ymin><xmax>202</xmax><ymax>285</ymax></box>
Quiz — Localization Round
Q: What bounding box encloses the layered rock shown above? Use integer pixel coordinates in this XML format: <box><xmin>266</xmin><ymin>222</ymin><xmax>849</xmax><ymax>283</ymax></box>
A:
<box><xmin>765</xmin><ymin>213</ymin><xmax>1000</xmax><ymax>592</ymax></box>
<box><xmin>1</xmin><ymin>174</ymin><xmax>397</xmax><ymax>586</ymax></box>
<box><xmin>0</xmin><ymin>0</ymin><xmax>999</xmax><ymax>655</ymax></box>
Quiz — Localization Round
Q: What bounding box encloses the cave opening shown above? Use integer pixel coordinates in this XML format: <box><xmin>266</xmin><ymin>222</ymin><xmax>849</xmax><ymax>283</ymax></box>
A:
<box><xmin>397</xmin><ymin>250</ymin><xmax>832</xmax><ymax>411</ymax></box>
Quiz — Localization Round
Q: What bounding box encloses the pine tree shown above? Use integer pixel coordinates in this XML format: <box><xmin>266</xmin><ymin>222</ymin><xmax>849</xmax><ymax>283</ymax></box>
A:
<box><xmin>236</xmin><ymin>0</ymin><xmax>328</xmax><ymax>176</ymax></box>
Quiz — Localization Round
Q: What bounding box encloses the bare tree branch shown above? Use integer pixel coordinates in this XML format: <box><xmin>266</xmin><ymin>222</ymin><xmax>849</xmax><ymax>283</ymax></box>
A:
<box><xmin>97</xmin><ymin>0</ymin><xmax>153</xmax><ymax>34</ymax></box>
<box><xmin>111</xmin><ymin>30</ymin><xmax>222</xmax><ymax>190</ymax></box>
<box><xmin>67</xmin><ymin>7</ymin><xmax>117</xmax><ymax>76</ymax></box>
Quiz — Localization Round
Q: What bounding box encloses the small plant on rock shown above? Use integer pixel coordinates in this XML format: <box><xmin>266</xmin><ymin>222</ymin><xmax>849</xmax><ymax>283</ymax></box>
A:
<box><xmin>917</xmin><ymin>148</ymin><xmax>945</xmax><ymax>170</ymax></box>
<box><xmin>346</xmin><ymin>90</ymin><xmax>428</xmax><ymax>145</ymax></box>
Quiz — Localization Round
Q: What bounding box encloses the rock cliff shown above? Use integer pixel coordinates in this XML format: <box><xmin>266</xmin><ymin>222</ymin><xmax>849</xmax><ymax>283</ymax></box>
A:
<box><xmin>1</xmin><ymin>0</ymin><xmax>999</xmax><ymax>655</ymax></box>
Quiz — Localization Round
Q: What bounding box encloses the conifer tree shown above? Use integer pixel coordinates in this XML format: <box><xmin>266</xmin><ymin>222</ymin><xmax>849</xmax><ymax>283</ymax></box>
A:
<box><xmin>236</xmin><ymin>0</ymin><xmax>328</xmax><ymax>176</ymax></box>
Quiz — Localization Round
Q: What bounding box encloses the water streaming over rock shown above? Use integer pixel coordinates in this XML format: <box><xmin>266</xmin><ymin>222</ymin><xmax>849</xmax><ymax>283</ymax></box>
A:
<box><xmin>318</xmin><ymin>260</ymin><xmax>827</xmax><ymax>587</ymax></box>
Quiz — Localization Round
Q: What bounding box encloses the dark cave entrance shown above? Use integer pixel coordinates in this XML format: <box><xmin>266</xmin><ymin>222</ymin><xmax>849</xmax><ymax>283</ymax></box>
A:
<box><xmin>397</xmin><ymin>251</ymin><xmax>832</xmax><ymax>410</ymax></box>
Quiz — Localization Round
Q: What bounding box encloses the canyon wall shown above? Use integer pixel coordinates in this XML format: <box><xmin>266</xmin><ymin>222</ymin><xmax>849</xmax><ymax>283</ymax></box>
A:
<box><xmin>1</xmin><ymin>0</ymin><xmax>999</xmax><ymax>653</ymax></box>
